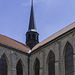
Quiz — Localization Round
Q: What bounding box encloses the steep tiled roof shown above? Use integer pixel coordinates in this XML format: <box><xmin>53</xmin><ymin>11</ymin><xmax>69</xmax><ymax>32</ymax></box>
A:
<box><xmin>0</xmin><ymin>34</ymin><xmax>30</xmax><ymax>53</ymax></box>
<box><xmin>32</xmin><ymin>22</ymin><xmax>75</xmax><ymax>51</ymax></box>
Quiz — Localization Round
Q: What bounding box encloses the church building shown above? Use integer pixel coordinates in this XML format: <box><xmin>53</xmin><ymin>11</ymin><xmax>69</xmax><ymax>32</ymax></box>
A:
<box><xmin>0</xmin><ymin>0</ymin><xmax>75</xmax><ymax>75</ymax></box>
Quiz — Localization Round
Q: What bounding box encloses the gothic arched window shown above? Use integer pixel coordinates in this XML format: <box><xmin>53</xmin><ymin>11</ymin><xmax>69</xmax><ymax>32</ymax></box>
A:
<box><xmin>16</xmin><ymin>60</ymin><xmax>23</xmax><ymax>75</ymax></box>
<box><xmin>33</xmin><ymin>34</ymin><xmax>35</xmax><ymax>39</ymax></box>
<box><xmin>0</xmin><ymin>54</ymin><xmax>7</xmax><ymax>75</ymax></box>
<box><xmin>48</xmin><ymin>51</ymin><xmax>55</xmax><ymax>75</ymax></box>
<box><xmin>37</xmin><ymin>35</ymin><xmax>38</xmax><ymax>40</ymax></box>
<box><xmin>28</xmin><ymin>34</ymin><xmax>31</xmax><ymax>39</ymax></box>
<box><xmin>65</xmin><ymin>43</ymin><xmax>74</xmax><ymax>75</ymax></box>
<box><xmin>34</xmin><ymin>58</ymin><xmax>40</xmax><ymax>75</ymax></box>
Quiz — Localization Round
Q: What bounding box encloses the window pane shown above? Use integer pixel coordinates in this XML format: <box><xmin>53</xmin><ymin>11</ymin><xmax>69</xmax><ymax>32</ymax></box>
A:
<box><xmin>65</xmin><ymin>43</ymin><xmax>74</xmax><ymax>75</ymax></box>
<box><xmin>48</xmin><ymin>51</ymin><xmax>55</xmax><ymax>75</ymax></box>
<box><xmin>34</xmin><ymin>58</ymin><xmax>40</xmax><ymax>75</ymax></box>
<box><xmin>0</xmin><ymin>55</ymin><xmax>7</xmax><ymax>75</ymax></box>
<box><xmin>16</xmin><ymin>60</ymin><xmax>23</xmax><ymax>75</ymax></box>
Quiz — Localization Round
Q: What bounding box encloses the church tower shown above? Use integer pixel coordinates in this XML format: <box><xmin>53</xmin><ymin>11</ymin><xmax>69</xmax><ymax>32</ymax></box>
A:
<box><xmin>26</xmin><ymin>0</ymin><xmax>39</xmax><ymax>49</ymax></box>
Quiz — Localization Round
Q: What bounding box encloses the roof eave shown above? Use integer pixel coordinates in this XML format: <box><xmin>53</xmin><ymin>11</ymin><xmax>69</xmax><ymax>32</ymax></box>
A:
<box><xmin>0</xmin><ymin>43</ymin><xmax>29</xmax><ymax>55</ymax></box>
<box><xmin>30</xmin><ymin>27</ymin><xmax>75</xmax><ymax>55</ymax></box>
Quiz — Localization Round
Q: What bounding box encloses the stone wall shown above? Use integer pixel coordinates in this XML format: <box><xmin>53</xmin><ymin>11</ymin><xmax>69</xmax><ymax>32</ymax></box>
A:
<box><xmin>30</xmin><ymin>29</ymin><xmax>75</xmax><ymax>75</ymax></box>
<box><xmin>0</xmin><ymin>46</ymin><xmax>28</xmax><ymax>75</ymax></box>
<box><xmin>0</xmin><ymin>29</ymin><xmax>75</xmax><ymax>75</ymax></box>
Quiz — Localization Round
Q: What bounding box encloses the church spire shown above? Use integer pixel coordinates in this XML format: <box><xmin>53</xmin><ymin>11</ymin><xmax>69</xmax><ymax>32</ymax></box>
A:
<box><xmin>28</xmin><ymin>0</ymin><xmax>36</xmax><ymax>31</ymax></box>
<box><xmin>26</xmin><ymin>0</ymin><xmax>39</xmax><ymax>49</ymax></box>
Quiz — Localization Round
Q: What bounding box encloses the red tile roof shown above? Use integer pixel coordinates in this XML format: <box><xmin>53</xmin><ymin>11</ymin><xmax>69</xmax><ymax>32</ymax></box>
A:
<box><xmin>0</xmin><ymin>34</ymin><xmax>30</xmax><ymax>53</ymax></box>
<box><xmin>32</xmin><ymin>22</ymin><xmax>75</xmax><ymax>51</ymax></box>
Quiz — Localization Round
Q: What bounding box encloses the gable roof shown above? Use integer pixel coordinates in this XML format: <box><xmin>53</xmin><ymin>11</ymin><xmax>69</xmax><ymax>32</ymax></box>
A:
<box><xmin>32</xmin><ymin>22</ymin><xmax>75</xmax><ymax>51</ymax></box>
<box><xmin>0</xmin><ymin>34</ymin><xmax>30</xmax><ymax>53</ymax></box>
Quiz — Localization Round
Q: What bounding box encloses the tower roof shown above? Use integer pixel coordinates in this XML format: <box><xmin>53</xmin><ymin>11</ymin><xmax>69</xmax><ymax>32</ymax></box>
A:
<box><xmin>28</xmin><ymin>0</ymin><xmax>36</xmax><ymax>31</ymax></box>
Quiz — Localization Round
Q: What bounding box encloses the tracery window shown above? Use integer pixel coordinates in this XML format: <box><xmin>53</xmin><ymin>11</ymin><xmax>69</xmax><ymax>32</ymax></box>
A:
<box><xmin>0</xmin><ymin>54</ymin><xmax>7</xmax><ymax>75</ymax></box>
<box><xmin>16</xmin><ymin>60</ymin><xmax>23</xmax><ymax>75</ymax></box>
<box><xmin>34</xmin><ymin>58</ymin><xmax>40</xmax><ymax>75</ymax></box>
<box><xmin>48</xmin><ymin>51</ymin><xmax>55</xmax><ymax>75</ymax></box>
<box><xmin>65</xmin><ymin>43</ymin><xmax>74</xmax><ymax>75</ymax></box>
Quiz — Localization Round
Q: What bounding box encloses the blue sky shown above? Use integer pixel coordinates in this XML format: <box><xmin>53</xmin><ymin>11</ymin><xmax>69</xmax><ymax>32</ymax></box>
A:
<box><xmin>0</xmin><ymin>0</ymin><xmax>75</xmax><ymax>44</ymax></box>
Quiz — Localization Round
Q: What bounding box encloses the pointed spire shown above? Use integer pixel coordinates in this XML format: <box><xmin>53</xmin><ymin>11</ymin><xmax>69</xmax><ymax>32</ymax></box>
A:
<box><xmin>28</xmin><ymin>0</ymin><xmax>36</xmax><ymax>31</ymax></box>
<box><xmin>26</xmin><ymin>0</ymin><xmax>39</xmax><ymax>49</ymax></box>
